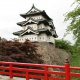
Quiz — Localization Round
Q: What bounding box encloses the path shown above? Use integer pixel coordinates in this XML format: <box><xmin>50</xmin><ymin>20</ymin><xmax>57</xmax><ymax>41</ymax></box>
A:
<box><xmin>0</xmin><ymin>75</ymin><xmax>25</xmax><ymax>80</ymax></box>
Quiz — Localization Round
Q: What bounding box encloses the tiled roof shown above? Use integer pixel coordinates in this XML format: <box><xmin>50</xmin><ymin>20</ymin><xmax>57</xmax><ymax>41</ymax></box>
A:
<box><xmin>20</xmin><ymin>5</ymin><xmax>52</xmax><ymax>20</ymax></box>
<box><xmin>13</xmin><ymin>27</ymin><xmax>58</xmax><ymax>38</ymax></box>
<box><xmin>17</xmin><ymin>18</ymin><xmax>55</xmax><ymax>29</ymax></box>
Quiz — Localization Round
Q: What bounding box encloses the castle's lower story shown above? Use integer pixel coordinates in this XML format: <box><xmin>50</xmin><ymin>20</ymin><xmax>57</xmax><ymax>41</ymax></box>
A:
<box><xmin>18</xmin><ymin>34</ymin><xmax>55</xmax><ymax>43</ymax></box>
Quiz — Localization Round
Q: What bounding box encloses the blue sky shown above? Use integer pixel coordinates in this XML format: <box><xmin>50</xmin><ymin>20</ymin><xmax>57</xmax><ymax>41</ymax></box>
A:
<box><xmin>0</xmin><ymin>0</ymin><xmax>75</xmax><ymax>43</ymax></box>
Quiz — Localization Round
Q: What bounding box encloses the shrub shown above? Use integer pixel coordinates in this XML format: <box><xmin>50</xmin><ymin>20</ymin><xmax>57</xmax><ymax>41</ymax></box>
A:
<box><xmin>0</xmin><ymin>40</ymin><xmax>43</xmax><ymax>64</ymax></box>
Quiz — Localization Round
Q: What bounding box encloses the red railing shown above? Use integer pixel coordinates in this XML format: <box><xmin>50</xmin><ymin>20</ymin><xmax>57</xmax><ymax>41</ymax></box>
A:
<box><xmin>0</xmin><ymin>61</ymin><xmax>80</xmax><ymax>80</ymax></box>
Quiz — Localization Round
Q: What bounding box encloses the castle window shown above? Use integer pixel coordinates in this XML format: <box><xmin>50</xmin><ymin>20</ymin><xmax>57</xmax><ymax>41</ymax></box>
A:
<box><xmin>40</xmin><ymin>37</ymin><xmax>41</xmax><ymax>39</ymax></box>
<box><xmin>41</xmin><ymin>26</ymin><xmax>42</xmax><ymax>28</ymax></box>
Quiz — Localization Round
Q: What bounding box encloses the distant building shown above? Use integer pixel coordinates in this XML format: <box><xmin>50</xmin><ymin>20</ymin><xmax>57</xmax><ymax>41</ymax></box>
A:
<box><xmin>13</xmin><ymin>4</ymin><xmax>58</xmax><ymax>43</ymax></box>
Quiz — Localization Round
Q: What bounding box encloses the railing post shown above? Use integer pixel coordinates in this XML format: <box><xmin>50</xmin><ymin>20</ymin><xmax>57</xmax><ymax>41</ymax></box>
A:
<box><xmin>44</xmin><ymin>66</ymin><xmax>48</xmax><ymax>80</ymax></box>
<box><xmin>26</xmin><ymin>69</ymin><xmax>29</xmax><ymax>80</ymax></box>
<box><xmin>65</xmin><ymin>59</ymin><xmax>70</xmax><ymax>80</ymax></box>
<box><xmin>9</xmin><ymin>63</ymin><xmax>13</xmax><ymax>79</ymax></box>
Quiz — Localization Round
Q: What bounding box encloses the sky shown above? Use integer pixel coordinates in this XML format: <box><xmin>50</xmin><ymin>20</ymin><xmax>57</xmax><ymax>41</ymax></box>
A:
<box><xmin>0</xmin><ymin>0</ymin><xmax>75</xmax><ymax>43</ymax></box>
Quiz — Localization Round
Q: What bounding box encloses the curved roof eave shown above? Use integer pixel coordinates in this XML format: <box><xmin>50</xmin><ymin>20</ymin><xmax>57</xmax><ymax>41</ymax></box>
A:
<box><xmin>20</xmin><ymin>11</ymin><xmax>52</xmax><ymax>21</ymax></box>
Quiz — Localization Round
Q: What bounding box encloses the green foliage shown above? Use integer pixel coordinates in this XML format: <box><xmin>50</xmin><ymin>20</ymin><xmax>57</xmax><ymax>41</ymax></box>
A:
<box><xmin>65</xmin><ymin>8</ymin><xmax>80</xmax><ymax>38</ymax></box>
<box><xmin>55</xmin><ymin>39</ymin><xmax>73</xmax><ymax>54</ymax></box>
<box><xmin>65</xmin><ymin>0</ymin><xmax>80</xmax><ymax>50</ymax></box>
<box><xmin>65</xmin><ymin>1</ymin><xmax>80</xmax><ymax>79</ymax></box>
<box><xmin>76</xmin><ymin>0</ymin><xmax>80</xmax><ymax>2</ymax></box>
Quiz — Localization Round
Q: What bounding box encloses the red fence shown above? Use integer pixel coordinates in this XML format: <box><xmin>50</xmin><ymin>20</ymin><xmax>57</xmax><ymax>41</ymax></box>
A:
<box><xmin>0</xmin><ymin>61</ymin><xmax>80</xmax><ymax>80</ymax></box>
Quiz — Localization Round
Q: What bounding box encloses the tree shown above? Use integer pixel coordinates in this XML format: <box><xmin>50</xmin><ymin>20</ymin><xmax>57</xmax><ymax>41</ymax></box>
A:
<box><xmin>65</xmin><ymin>0</ymin><xmax>80</xmax><ymax>48</ymax></box>
<box><xmin>55</xmin><ymin>39</ymin><xmax>73</xmax><ymax>54</ymax></box>
<box><xmin>0</xmin><ymin>40</ymin><xmax>43</xmax><ymax>64</ymax></box>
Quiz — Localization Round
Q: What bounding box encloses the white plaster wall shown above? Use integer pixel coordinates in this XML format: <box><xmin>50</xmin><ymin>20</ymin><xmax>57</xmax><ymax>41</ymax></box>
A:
<box><xmin>38</xmin><ymin>24</ymin><xmax>45</xmax><ymax>29</ymax></box>
<box><xmin>18</xmin><ymin>34</ymin><xmax>38</xmax><ymax>42</ymax></box>
<box><xmin>25</xmin><ymin>24</ymin><xmax>37</xmax><ymax>30</ymax></box>
<box><xmin>47</xmin><ymin>36</ymin><xmax>55</xmax><ymax>43</ymax></box>
<box><xmin>38</xmin><ymin>34</ymin><xmax>48</xmax><ymax>42</ymax></box>
<box><xmin>38</xmin><ymin>34</ymin><xmax>55</xmax><ymax>43</ymax></box>
<box><xmin>26</xmin><ymin>15</ymin><xmax>45</xmax><ymax>21</ymax></box>
<box><xmin>22</xmin><ymin>26</ymin><xmax>26</xmax><ymax>30</ymax></box>
<box><xmin>38</xmin><ymin>24</ymin><xmax>52</xmax><ymax>30</ymax></box>
<box><xmin>22</xmin><ymin>24</ymin><xmax>38</xmax><ymax>30</ymax></box>
<box><xmin>32</xmin><ymin>15</ymin><xmax>44</xmax><ymax>20</ymax></box>
<box><xmin>18</xmin><ymin>34</ymin><xmax>55</xmax><ymax>43</ymax></box>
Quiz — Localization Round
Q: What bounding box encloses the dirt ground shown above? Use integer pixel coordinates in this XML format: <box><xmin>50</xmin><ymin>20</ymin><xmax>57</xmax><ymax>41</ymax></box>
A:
<box><xmin>0</xmin><ymin>75</ymin><xmax>37</xmax><ymax>80</ymax></box>
<box><xmin>0</xmin><ymin>75</ymin><xmax>25</xmax><ymax>80</ymax></box>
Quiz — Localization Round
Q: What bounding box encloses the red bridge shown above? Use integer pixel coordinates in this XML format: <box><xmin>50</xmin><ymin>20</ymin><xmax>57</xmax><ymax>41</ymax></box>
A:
<box><xmin>0</xmin><ymin>61</ymin><xmax>80</xmax><ymax>80</ymax></box>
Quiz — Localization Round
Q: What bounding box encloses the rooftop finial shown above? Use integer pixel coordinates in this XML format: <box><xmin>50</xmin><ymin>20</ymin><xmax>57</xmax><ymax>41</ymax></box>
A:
<box><xmin>32</xmin><ymin>4</ymin><xmax>35</xmax><ymax>8</ymax></box>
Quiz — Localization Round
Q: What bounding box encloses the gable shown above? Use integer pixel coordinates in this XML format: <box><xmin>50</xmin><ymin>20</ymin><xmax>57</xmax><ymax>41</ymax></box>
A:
<box><xmin>23</xmin><ymin>17</ymin><xmax>37</xmax><ymax>26</ymax></box>
<box><xmin>20</xmin><ymin>26</ymin><xmax>38</xmax><ymax>36</ymax></box>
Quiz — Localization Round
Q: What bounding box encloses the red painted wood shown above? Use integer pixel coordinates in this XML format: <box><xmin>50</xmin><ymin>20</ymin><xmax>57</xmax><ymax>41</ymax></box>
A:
<box><xmin>29</xmin><ymin>74</ymin><xmax>44</xmax><ymax>79</ymax></box>
<box><xmin>44</xmin><ymin>66</ymin><xmax>48</xmax><ymax>80</ymax></box>
<box><xmin>13</xmin><ymin>73</ymin><xmax>25</xmax><ymax>77</ymax></box>
<box><xmin>26</xmin><ymin>69</ymin><xmax>29</xmax><ymax>80</ymax></box>
<box><xmin>46</xmin><ymin>65</ymin><xmax>65</xmax><ymax>69</ymax></box>
<box><xmin>49</xmin><ymin>77</ymin><xmax>65</xmax><ymax>80</ymax></box>
<box><xmin>12</xmin><ymin>67</ymin><xmax>26</xmax><ymax>72</ymax></box>
<box><xmin>9</xmin><ymin>64</ymin><xmax>13</xmax><ymax>79</ymax></box>
<box><xmin>0</xmin><ymin>71</ymin><xmax>9</xmax><ymax>75</ymax></box>
<box><xmin>0</xmin><ymin>61</ymin><xmax>80</xmax><ymax>80</ymax></box>
<box><xmin>70</xmin><ymin>72</ymin><xmax>80</xmax><ymax>77</ymax></box>
<box><xmin>28</xmin><ymin>69</ymin><xmax>45</xmax><ymax>73</ymax></box>
<box><xmin>0</xmin><ymin>66</ymin><xmax>9</xmax><ymax>70</ymax></box>
<box><xmin>65</xmin><ymin>63</ymin><xmax>70</xmax><ymax>80</ymax></box>
<box><xmin>48</xmin><ymin>71</ymin><xmax>65</xmax><ymax>75</ymax></box>
<box><xmin>70</xmin><ymin>66</ymin><xmax>80</xmax><ymax>70</ymax></box>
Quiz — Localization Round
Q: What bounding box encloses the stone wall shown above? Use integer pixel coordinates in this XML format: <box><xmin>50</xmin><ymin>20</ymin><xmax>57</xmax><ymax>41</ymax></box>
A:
<box><xmin>35</xmin><ymin>42</ymin><xmax>70</xmax><ymax>65</ymax></box>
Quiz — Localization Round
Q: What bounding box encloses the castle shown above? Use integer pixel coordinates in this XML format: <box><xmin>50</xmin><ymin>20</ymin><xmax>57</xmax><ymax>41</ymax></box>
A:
<box><xmin>13</xmin><ymin>5</ymin><xmax>57</xmax><ymax>43</ymax></box>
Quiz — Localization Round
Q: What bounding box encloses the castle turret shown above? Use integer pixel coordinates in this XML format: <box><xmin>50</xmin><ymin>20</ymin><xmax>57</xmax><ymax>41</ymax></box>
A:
<box><xmin>13</xmin><ymin>4</ymin><xmax>58</xmax><ymax>43</ymax></box>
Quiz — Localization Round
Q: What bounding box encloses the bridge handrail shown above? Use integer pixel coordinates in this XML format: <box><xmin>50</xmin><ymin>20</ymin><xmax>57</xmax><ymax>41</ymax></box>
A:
<box><xmin>0</xmin><ymin>61</ymin><xmax>80</xmax><ymax>80</ymax></box>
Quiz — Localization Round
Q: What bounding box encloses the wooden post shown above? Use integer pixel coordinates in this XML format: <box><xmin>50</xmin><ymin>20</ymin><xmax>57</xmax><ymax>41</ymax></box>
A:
<box><xmin>65</xmin><ymin>59</ymin><xmax>70</xmax><ymax>80</ymax></box>
<box><xmin>44</xmin><ymin>66</ymin><xmax>48</xmax><ymax>80</ymax></box>
<box><xmin>26</xmin><ymin>69</ymin><xmax>29</xmax><ymax>80</ymax></box>
<box><xmin>10</xmin><ymin>63</ymin><xmax>13</xmax><ymax>79</ymax></box>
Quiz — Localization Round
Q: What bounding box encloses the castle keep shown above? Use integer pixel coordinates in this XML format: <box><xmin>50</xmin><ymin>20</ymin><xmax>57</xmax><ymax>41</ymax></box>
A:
<box><xmin>13</xmin><ymin>5</ymin><xmax>57</xmax><ymax>43</ymax></box>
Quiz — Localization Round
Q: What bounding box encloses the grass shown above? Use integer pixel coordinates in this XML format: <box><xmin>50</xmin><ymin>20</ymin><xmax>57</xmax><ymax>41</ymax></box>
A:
<box><xmin>70</xmin><ymin>52</ymin><xmax>80</xmax><ymax>80</ymax></box>
<box><xmin>71</xmin><ymin>53</ymin><xmax>80</xmax><ymax>66</ymax></box>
